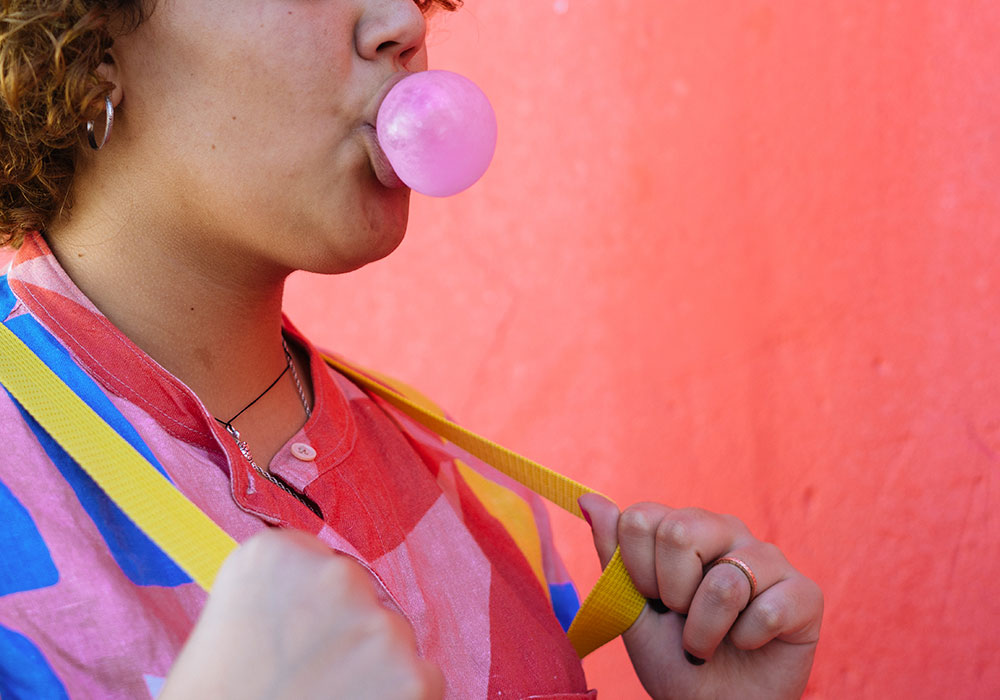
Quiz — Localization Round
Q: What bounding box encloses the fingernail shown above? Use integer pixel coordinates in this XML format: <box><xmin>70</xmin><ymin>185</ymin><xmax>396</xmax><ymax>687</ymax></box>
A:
<box><xmin>684</xmin><ymin>650</ymin><xmax>706</xmax><ymax>666</ymax></box>
<box><xmin>578</xmin><ymin>498</ymin><xmax>592</xmax><ymax>526</ymax></box>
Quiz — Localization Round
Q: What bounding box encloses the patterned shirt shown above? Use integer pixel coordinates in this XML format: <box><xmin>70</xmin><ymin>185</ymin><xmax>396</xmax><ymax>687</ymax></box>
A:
<box><xmin>0</xmin><ymin>232</ymin><xmax>593</xmax><ymax>699</ymax></box>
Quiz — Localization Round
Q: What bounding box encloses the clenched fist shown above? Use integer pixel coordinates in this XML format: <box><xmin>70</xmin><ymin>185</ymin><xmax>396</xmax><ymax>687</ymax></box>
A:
<box><xmin>161</xmin><ymin>529</ymin><xmax>443</xmax><ymax>700</ymax></box>
<box><xmin>580</xmin><ymin>494</ymin><xmax>823</xmax><ymax>700</ymax></box>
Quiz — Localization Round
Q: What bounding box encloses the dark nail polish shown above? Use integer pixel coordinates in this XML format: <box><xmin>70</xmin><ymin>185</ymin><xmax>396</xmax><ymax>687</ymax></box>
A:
<box><xmin>684</xmin><ymin>650</ymin><xmax>706</xmax><ymax>666</ymax></box>
<box><xmin>647</xmin><ymin>598</ymin><xmax>669</xmax><ymax>614</ymax></box>
<box><xmin>579</xmin><ymin>502</ymin><xmax>592</xmax><ymax>526</ymax></box>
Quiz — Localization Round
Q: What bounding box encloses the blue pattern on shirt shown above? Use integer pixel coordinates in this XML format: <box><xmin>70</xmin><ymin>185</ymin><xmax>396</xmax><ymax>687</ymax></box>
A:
<box><xmin>1</xmin><ymin>276</ymin><xmax>191</xmax><ymax>588</ymax></box>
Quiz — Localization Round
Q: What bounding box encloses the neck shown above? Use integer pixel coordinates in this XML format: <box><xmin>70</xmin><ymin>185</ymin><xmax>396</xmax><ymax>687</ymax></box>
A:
<box><xmin>44</xmin><ymin>204</ymin><xmax>309</xmax><ymax>447</ymax></box>
<box><xmin>44</xmin><ymin>145</ymin><xmax>324</xmax><ymax>467</ymax></box>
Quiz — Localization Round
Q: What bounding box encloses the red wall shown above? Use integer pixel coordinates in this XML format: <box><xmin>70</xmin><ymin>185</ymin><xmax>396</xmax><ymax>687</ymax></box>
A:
<box><xmin>2</xmin><ymin>1</ymin><xmax>990</xmax><ymax>697</ymax></box>
<box><xmin>287</xmin><ymin>1</ymin><xmax>1000</xmax><ymax>697</ymax></box>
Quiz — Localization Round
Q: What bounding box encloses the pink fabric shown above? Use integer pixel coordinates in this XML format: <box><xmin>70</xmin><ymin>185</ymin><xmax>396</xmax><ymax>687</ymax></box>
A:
<box><xmin>0</xmin><ymin>232</ymin><xmax>591</xmax><ymax>698</ymax></box>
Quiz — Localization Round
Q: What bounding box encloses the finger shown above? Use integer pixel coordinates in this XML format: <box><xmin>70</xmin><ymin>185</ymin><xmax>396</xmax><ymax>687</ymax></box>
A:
<box><xmin>615</xmin><ymin>502</ymin><xmax>673</xmax><ymax>598</ymax></box>
<box><xmin>418</xmin><ymin>659</ymin><xmax>445</xmax><ymax>700</ymax></box>
<box><xmin>578</xmin><ymin>493</ymin><xmax>621</xmax><ymax>569</ymax></box>
<box><xmin>215</xmin><ymin>529</ymin><xmax>328</xmax><ymax>592</ymax></box>
<box><xmin>728</xmin><ymin>575</ymin><xmax>824</xmax><ymax>650</ymax></box>
<box><xmin>653</xmin><ymin>508</ymin><xmax>748</xmax><ymax>612</ymax></box>
<box><xmin>681</xmin><ymin>544</ymin><xmax>787</xmax><ymax>660</ymax></box>
<box><xmin>232</xmin><ymin>529</ymin><xmax>332</xmax><ymax>572</ymax></box>
<box><xmin>272</xmin><ymin>527</ymin><xmax>336</xmax><ymax>556</ymax></box>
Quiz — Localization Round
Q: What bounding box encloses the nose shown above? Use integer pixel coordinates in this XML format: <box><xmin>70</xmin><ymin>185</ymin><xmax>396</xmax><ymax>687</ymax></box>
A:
<box><xmin>356</xmin><ymin>0</ymin><xmax>427</xmax><ymax>70</ymax></box>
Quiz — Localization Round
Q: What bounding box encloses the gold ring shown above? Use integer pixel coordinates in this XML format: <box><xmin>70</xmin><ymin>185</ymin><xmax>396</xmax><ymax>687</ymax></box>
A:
<box><xmin>709</xmin><ymin>556</ymin><xmax>757</xmax><ymax>603</ymax></box>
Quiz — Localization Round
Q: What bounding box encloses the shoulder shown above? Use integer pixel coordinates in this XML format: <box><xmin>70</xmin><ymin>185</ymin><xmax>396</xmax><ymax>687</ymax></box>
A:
<box><xmin>319</xmin><ymin>352</ymin><xmax>448</xmax><ymax>416</ymax></box>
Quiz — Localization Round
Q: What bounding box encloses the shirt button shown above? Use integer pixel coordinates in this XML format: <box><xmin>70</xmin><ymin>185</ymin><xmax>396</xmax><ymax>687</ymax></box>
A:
<box><xmin>290</xmin><ymin>442</ymin><xmax>317</xmax><ymax>461</ymax></box>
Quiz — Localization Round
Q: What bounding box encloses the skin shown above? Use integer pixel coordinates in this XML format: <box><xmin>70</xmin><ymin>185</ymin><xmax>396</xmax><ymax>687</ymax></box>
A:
<box><xmin>54</xmin><ymin>0</ymin><xmax>428</xmax><ymax>465</ymax></box>
<box><xmin>579</xmin><ymin>494</ymin><xmax>823</xmax><ymax>700</ymax></box>
<box><xmin>46</xmin><ymin>0</ymin><xmax>823</xmax><ymax>696</ymax></box>
<box><xmin>160</xmin><ymin>530</ymin><xmax>443</xmax><ymax>699</ymax></box>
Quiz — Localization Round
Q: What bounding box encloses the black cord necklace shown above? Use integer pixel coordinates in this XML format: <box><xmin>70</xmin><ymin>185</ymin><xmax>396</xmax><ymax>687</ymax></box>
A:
<box><xmin>214</xmin><ymin>350</ymin><xmax>291</xmax><ymax>433</ymax></box>
<box><xmin>213</xmin><ymin>341</ymin><xmax>320</xmax><ymax>517</ymax></box>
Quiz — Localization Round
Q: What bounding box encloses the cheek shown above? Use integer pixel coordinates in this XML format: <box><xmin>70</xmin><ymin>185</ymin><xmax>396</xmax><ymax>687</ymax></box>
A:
<box><xmin>124</xmin><ymin>6</ymin><xmax>356</xmax><ymax>156</ymax></box>
<box><xmin>112</xmin><ymin>1</ymin><xmax>403</xmax><ymax>270</ymax></box>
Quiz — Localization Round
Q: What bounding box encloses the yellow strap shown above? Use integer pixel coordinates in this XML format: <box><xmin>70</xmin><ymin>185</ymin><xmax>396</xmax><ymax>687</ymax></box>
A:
<box><xmin>0</xmin><ymin>324</ymin><xmax>238</xmax><ymax>590</ymax></box>
<box><xmin>0</xmin><ymin>320</ymin><xmax>645</xmax><ymax>658</ymax></box>
<box><xmin>323</xmin><ymin>355</ymin><xmax>647</xmax><ymax>657</ymax></box>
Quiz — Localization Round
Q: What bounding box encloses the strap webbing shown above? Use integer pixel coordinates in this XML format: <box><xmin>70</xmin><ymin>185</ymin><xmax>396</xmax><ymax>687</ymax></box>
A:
<box><xmin>0</xmin><ymin>321</ymin><xmax>645</xmax><ymax>657</ymax></box>
<box><xmin>0</xmin><ymin>323</ymin><xmax>238</xmax><ymax>591</ymax></box>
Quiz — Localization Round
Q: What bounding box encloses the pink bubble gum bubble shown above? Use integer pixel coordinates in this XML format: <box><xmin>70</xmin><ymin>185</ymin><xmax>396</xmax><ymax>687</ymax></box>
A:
<box><xmin>377</xmin><ymin>70</ymin><xmax>497</xmax><ymax>198</ymax></box>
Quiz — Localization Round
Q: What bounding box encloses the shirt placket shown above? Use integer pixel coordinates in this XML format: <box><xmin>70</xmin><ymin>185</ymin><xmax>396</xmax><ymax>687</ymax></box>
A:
<box><xmin>219</xmin><ymin>429</ymin><xmax>325</xmax><ymax>531</ymax></box>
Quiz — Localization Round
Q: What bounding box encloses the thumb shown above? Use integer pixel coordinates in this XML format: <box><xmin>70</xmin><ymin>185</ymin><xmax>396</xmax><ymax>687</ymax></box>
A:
<box><xmin>578</xmin><ymin>493</ymin><xmax>621</xmax><ymax>570</ymax></box>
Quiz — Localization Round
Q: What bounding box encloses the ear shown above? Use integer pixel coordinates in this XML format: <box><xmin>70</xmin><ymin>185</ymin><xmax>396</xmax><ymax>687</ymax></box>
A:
<box><xmin>95</xmin><ymin>52</ymin><xmax>124</xmax><ymax>108</ymax></box>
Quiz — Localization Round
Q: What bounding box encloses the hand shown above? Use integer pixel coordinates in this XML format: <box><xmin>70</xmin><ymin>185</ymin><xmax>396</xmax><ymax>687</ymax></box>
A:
<box><xmin>579</xmin><ymin>494</ymin><xmax>823</xmax><ymax>700</ymax></box>
<box><xmin>160</xmin><ymin>529</ymin><xmax>443</xmax><ymax>700</ymax></box>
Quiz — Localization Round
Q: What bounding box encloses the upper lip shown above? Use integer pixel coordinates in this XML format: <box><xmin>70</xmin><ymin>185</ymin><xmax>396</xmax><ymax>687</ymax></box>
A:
<box><xmin>366</xmin><ymin>71</ymin><xmax>414</xmax><ymax>127</ymax></box>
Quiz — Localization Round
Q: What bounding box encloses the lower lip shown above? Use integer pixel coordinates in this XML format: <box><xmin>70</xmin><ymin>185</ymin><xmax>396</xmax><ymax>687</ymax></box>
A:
<box><xmin>360</xmin><ymin>124</ymin><xmax>406</xmax><ymax>190</ymax></box>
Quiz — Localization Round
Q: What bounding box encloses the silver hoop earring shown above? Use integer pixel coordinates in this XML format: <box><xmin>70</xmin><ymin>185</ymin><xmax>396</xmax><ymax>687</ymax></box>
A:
<box><xmin>86</xmin><ymin>95</ymin><xmax>114</xmax><ymax>151</ymax></box>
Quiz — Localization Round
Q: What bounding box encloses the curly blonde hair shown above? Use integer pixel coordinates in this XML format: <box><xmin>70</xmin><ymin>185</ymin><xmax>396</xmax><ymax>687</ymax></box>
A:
<box><xmin>0</xmin><ymin>0</ymin><xmax>460</xmax><ymax>249</ymax></box>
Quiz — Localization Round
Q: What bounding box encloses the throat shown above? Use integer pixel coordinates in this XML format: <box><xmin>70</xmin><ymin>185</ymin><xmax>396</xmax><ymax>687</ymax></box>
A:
<box><xmin>214</xmin><ymin>339</ymin><xmax>314</xmax><ymax>470</ymax></box>
<box><xmin>215</xmin><ymin>340</ymin><xmax>321</xmax><ymax>518</ymax></box>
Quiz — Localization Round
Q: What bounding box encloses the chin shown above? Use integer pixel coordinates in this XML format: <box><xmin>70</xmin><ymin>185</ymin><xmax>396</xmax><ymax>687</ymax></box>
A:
<box><xmin>298</xmin><ymin>185</ymin><xmax>411</xmax><ymax>275</ymax></box>
<box><xmin>363</xmin><ymin>212</ymin><xmax>409</xmax><ymax>265</ymax></box>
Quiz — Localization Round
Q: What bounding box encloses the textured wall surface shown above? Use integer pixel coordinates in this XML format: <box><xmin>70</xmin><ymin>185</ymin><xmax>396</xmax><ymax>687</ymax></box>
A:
<box><xmin>1</xmin><ymin>1</ymin><xmax>995</xmax><ymax>697</ymax></box>
<box><xmin>286</xmin><ymin>2</ymin><xmax>1000</xmax><ymax>696</ymax></box>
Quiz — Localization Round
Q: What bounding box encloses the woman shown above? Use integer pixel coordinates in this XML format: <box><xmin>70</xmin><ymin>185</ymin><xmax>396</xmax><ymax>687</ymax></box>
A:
<box><xmin>0</xmin><ymin>0</ymin><xmax>823</xmax><ymax>698</ymax></box>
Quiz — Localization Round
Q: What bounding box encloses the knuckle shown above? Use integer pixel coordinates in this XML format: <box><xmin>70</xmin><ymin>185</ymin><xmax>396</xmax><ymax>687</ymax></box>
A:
<box><xmin>719</xmin><ymin>512</ymin><xmax>751</xmax><ymax>539</ymax></box>
<box><xmin>313</xmin><ymin>556</ymin><xmax>378</xmax><ymax>605</ymax></box>
<box><xmin>221</xmin><ymin>530</ymin><xmax>281</xmax><ymax>576</ymax></box>
<box><xmin>753</xmin><ymin>597</ymin><xmax>786</xmax><ymax>636</ymax></box>
<box><xmin>702</xmin><ymin>567</ymin><xmax>748</xmax><ymax>609</ymax></box>
<box><xmin>799</xmin><ymin>575</ymin><xmax>825</xmax><ymax>617</ymax></box>
<box><xmin>236</xmin><ymin>530</ymin><xmax>327</xmax><ymax>572</ymax></box>
<box><xmin>237</xmin><ymin>530</ymin><xmax>277</xmax><ymax>561</ymax></box>
<box><xmin>655</xmin><ymin>514</ymin><xmax>693</xmax><ymax>551</ymax></box>
<box><xmin>313</xmin><ymin>554</ymin><xmax>351</xmax><ymax>584</ymax></box>
<box><xmin>810</xmin><ymin>579</ymin><xmax>825</xmax><ymax>611</ymax></box>
<box><xmin>618</xmin><ymin>507</ymin><xmax>652</xmax><ymax>540</ymax></box>
<box><xmin>758</xmin><ymin>541</ymin><xmax>786</xmax><ymax>565</ymax></box>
